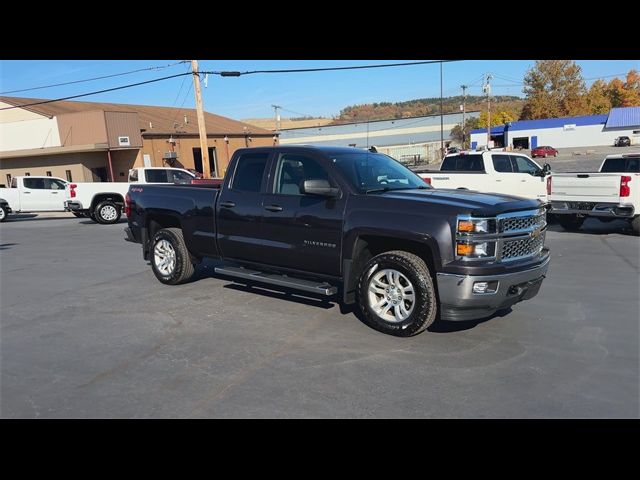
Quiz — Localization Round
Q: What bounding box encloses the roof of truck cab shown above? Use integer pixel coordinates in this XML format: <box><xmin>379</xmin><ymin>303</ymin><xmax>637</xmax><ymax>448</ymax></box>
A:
<box><xmin>239</xmin><ymin>145</ymin><xmax>386</xmax><ymax>155</ymax></box>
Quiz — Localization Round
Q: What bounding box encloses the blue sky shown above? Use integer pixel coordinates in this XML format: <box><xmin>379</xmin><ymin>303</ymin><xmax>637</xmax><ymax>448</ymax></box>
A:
<box><xmin>1</xmin><ymin>60</ymin><xmax>638</xmax><ymax>120</ymax></box>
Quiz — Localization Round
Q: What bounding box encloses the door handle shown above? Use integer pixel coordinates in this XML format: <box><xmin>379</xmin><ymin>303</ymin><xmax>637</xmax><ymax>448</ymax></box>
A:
<box><xmin>220</xmin><ymin>201</ymin><xmax>236</xmax><ymax>208</ymax></box>
<box><xmin>264</xmin><ymin>205</ymin><xmax>283</xmax><ymax>212</ymax></box>
<box><xmin>51</xmin><ymin>191</ymin><xmax>59</xmax><ymax>194</ymax></box>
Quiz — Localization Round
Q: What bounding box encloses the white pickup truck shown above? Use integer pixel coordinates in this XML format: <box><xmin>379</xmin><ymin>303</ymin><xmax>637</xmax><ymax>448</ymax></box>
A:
<box><xmin>549</xmin><ymin>153</ymin><xmax>640</xmax><ymax>234</ymax></box>
<box><xmin>0</xmin><ymin>176</ymin><xmax>69</xmax><ymax>219</ymax></box>
<box><xmin>415</xmin><ymin>151</ymin><xmax>551</xmax><ymax>202</ymax></box>
<box><xmin>64</xmin><ymin>167</ymin><xmax>197</xmax><ymax>224</ymax></box>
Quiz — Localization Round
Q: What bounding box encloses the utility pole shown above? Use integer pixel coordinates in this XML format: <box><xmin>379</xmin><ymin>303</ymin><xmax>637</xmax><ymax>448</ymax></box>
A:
<box><xmin>483</xmin><ymin>74</ymin><xmax>492</xmax><ymax>149</ymax></box>
<box><xmin>271</xmin><ymin>105</ymin><xmax>282</xmax><ymax>133</ymax></box>
<box><xmin>440</xmin><ymin>61</ymin><xmax>444</xmax><ymax>157</ymax></box>
<box><xmin>460</xmin><ymin>84</ymin><xmax>468</xmax><ymax>148</ymax></box>
<box><xmin>191</xmin><ymin>60</ymin><xmax>214</xmax><ymax>178</ymax></box>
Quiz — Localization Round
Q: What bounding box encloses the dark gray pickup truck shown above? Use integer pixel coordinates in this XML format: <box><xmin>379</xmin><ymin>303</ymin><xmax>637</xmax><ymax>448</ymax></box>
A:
<box><xmin>125</xmin><ymin>145</ymin><xmax>550</xmax><ymax>337</ymax></box>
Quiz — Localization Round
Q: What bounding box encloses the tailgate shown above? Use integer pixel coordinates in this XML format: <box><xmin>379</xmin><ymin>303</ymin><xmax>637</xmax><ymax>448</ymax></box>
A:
<box><xmin>550</xmin><ymin>173</ymin><xmax>621</xmax><ymax>202</ymax></box>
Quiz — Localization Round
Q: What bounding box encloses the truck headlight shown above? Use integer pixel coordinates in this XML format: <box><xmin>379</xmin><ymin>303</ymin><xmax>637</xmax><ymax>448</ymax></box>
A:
<box><xmin>456</xmin><ymin>241</ymin><xmax>495</xmax><ymax>258</ymax></box>
<box><xmin>457</xmin><ymin>218</ymin><xmax>493</xmax><ymax>234</ymax></box>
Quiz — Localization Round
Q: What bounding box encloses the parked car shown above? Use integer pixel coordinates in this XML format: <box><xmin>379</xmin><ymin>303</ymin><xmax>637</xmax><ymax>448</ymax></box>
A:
<box><xmin>416</xmin><ymin>150</ymin><xmax>551</xmax><ymax>202</ymax></box>
<box><xmin>0</xmin><ymin>176</ymin><xmax>69</xmax><ymax>215</ymax></box>
<box><xmin>0</xmin><ymin>197</ymin><xmax>11</xmax><ymax>222</ymax></box>
<box><xmin>531</xmin><ymin>146</ymin><xmax>558</xmax><ymax>158</ymax></box>
<box><xmin>64</xmin><ymin>167</ymin><xmax>196</xmax><ymax>224</ymax></box>
<box><xmin>549</xmin><ymin>153</ymin><xmax>640</xmax><ymax>234</ymax></box>
<box><xmin>614</xmin><ymin>136</ymin><xmax>631</xmax><ymax>147</ymax></box>
<box><xmin>125</xmin><ymin>145</ymin><xmax>550</xmax><ymax>337</ymax></box>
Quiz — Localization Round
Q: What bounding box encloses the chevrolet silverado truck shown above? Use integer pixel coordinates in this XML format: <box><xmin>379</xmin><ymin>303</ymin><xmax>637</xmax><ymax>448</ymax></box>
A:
<box><xmin>0</xmin><ymin>176</ymin><xmax>69</xmax><ymax>216</ymax></box>
<box><xmin>416</xmin><ymin>151</ymin><xmax>551</xmax><ymax>202</ymax></box>
<box><xmin>549</xmin><ymin>153</ymin><xmax>639</xmax><ymax>234</ymax></box>
<box><xmin>125</xmin><ymin>146</ymin><xmax>550</xmax><ymax>337</ymax></box>
<box><xmin>64</xmin><ymin>167</ymin><xmax>197</xmax><ymax>224</ymax></box>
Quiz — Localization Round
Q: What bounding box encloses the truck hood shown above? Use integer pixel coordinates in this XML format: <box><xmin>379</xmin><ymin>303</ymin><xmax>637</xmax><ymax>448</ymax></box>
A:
<box><xmin>376</xmin><ymin>188</ymin><xmax>543</xmax><ymax>215</ymax></box>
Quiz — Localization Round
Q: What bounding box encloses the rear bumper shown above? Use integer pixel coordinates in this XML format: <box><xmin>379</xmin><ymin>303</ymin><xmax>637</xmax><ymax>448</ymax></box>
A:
<box><xmin>64</xmin><ymin>200</ymin><xmax>84</xmax><ymax>211</ymax></box>
<box><xmin>436</xmin><ymin>254</ymin><xmax>550</xmax><ymax>321</ymax></box>
<box><xmin>550</xmin><ymin>201</ymin><xmax>634</xmax><ymax>218</ymax></box>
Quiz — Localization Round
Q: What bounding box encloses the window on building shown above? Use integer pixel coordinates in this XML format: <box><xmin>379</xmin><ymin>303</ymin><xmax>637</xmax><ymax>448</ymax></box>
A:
<box><xmin>65</xmin><ymin>170</ymin><xmax>73</xmax><ymax>182</ymax></box>
<box><xmin>25</xmin><ymin>172</ymin><xmax>31</xmax><ymax>176</ymax></box>
<box><xmin>46</xmin><ymin>171</ymin><xmax>52</xmax><ymax>177</ymax></box>
<box><xmin>231</xmin><ymin>153</ymin><xmax>269</xmax><ymax>193</ymax></box>
<box><xmin>6</xmin><ymin>174</ymin><xmax>11</xmax><ymax>186</ymax></box>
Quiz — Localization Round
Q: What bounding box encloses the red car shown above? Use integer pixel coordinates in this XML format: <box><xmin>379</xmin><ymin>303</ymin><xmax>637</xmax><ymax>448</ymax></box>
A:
<box><xmin>531</xmin><ymin>145</ymin><xmax>558</xmax><ymax>158</ymax></box>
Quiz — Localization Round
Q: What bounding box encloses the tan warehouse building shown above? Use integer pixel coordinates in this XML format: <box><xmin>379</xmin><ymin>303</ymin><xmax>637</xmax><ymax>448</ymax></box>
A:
<box><xmin>0</xmin><ymin>96</ymin><xmax>277</xmax><ymax>186</ymax></box>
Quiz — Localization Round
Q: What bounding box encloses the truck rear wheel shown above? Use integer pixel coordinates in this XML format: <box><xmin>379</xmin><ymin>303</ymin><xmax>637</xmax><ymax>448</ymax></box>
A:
<box><xmin>631</xmin><ymin>216</ymin><xmax>640</xmax><ymax>236</ymax></box>
<box><xmin>557</xmin><ymin>215</ymin><xmax>584</xmax><ymax>232</ymax></box>
<box><xmin>150</xmin><ymin>228</ymin><xmax>195</xmax><ymax>285</ymax></box>
<box><xmin>0</xmin><ymin>206</ymin><xmax>8</xmax><ymax>222</ymax></box>
<box><xmin>94</xmin><ymin>201</ymin><xmax>121</xmax><ymax>224</ymax></box>
<box><xmin>357</xmin><ymin>250</ymin><xmax>437</xmax><ymax>337</ymax></box>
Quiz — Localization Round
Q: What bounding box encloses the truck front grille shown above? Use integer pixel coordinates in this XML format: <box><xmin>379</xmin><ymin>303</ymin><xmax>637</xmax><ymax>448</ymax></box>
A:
<box><xmin>500</xmin><ymin>212</ymin><xmax>546</xmax><ymax>233</ymax></box>
<box><xmin>501</xmin><ymin>231</ymin><xmax>546</xmax><ymax>261</ymax></box>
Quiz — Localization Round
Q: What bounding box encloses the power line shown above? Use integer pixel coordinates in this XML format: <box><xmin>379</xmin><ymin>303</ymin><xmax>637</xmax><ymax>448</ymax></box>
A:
<box><xmin>0</xmin><ymin>72</ymin><xmax>193</xmax><ymax>111</ymax></box>
<box><xmin>212</xmin><ymin>60</ymin><xmax>460</xmax><ymax>76</ymax></box>
<box><xmin>0</xmin><ymin>61</ymin><xmax>189</xmax><ymax>95</ymax></box>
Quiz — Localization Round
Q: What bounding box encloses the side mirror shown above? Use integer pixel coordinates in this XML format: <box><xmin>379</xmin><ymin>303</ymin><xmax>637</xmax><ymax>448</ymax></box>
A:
<box><xmin>302</xmin><ymin>179</ymin><xmax>339</xmax><ymax>197</ymax></box>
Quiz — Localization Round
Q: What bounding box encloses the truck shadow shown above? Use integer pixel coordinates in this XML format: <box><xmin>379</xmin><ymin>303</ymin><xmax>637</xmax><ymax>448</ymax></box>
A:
<box><xmin>547</xmin><ymin>219</ymin><xmax>634</xmax><ymax>236</ymax></box>
<box><xmin>191</xmin><ymin>261</ymin><xmax>515</xmax><ymax>333</ymax></box>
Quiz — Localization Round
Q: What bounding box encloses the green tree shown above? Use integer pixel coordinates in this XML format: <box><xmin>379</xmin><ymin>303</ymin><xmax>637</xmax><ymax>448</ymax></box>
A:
<box><xmin>521</xmin><ymin>60</ymin><xmax>588</xmax><ymax>119</ymax></box>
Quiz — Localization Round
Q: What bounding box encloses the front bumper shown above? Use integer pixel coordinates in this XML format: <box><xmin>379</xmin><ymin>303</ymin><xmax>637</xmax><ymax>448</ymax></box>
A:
<box><xmin>436</xmin><ymin>254</ymin><xmax>550</xmax><ymax>321</ymax></box>
<box><xmin>550</xmin><ymin>201</ymin><xmax>634</xmax><ymax>218</ymax></box>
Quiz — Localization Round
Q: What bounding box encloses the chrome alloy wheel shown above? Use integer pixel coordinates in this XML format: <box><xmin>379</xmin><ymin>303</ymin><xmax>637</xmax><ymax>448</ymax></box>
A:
<box><xmin>100</xmin><ymin>204</ymin><xmax>118</xmax><ymax>221</ymax></box>
<box><xmin>0</xmin><ymin>207</ymin><xmax>5</xmax><ymax>221</ymax></box>
<box><xmin>154</xmin><ymin>239</ymin><xmax>176</xmax><ymax>276</ymax></box>
<box><xmin>367</xmin><ymin>268</ymin><xmax>415</xmax><ymax>322</ymax></box>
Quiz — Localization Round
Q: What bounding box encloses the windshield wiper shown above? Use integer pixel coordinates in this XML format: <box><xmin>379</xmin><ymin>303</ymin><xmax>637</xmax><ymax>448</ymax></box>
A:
<box><xmin>364</xmin><ymin>187</ymin><xmax>391</xmax><ymax>194</ymax></box>
<box><xmin>364</xmin><ymin>185</ymin><xmax>428</xmax><ymax>194</ymax></box>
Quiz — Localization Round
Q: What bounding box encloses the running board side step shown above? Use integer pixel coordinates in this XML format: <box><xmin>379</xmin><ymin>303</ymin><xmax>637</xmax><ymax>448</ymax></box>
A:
<box><xmin>214</xmin><ymin>266</ymin><xmax>338</xmax><ymax>296</ymax></box>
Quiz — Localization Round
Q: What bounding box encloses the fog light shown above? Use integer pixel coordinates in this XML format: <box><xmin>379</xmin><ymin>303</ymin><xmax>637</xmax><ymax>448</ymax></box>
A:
<box><xmin>473</xmin><ymin>282</ymin><xmax>489</xmax><ymax>294</ymax></box>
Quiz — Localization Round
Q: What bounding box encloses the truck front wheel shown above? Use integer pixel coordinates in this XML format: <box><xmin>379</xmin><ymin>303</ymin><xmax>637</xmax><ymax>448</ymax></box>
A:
<box><xmin>557</xmin><ymin>215</ymin><xmax>585</xmax><ymax>232</ymax></box>
<box><xmin>357</xmin><ymin>250</ymin><xmax>437</xmax><ymax>337</ymax></box>
<box><xmin>631</xmin><ymin>216</ymin><xmax>640</xmax><ymax>236</ymax></box>
<box><xmin>150</xmin><ymin>228</ymin><xmax>195</xmax><ymax>285</ymax></box>
<box><xmin>94</xmin><ymin>201</ymin><xmax>121</xmax><ymax>224</ymax></box>
<box><xmin>0</xmin><ymin>206</ymin><xmax>8</xmax><ymax>222</ymax></box>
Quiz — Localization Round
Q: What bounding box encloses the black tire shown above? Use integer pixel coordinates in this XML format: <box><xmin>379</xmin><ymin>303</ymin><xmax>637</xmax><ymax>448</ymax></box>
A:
<box><xmin>150</xmin><ymin>228</ymin><xmax>195</xmax><ymax>285</ymax></box>
<box><xmin>94</xmin><ymin>200</ymin><xmax>121</xmax><ymax>224</ymax></box>
<box><xmin>0</xmin><ymin>206</ymin><xmax>8</xmax><ymax>222</ymax></box>
<box><xmin>557</xmin><ymin>215</ymin><xmax>585</xmax><ymax>232</ymax></box>
<box><xmin>356</xmin><ymin>250</ymin><xmax>437</xmax><ymax>337</ymax></box>
<box><xmin>631</xmin><ymin>216</ymin><xmax>640</xmax><ymax>236</ymax></box>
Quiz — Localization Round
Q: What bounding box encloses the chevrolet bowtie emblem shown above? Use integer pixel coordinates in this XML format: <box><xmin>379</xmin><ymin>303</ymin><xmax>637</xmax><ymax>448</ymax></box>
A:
<box><xmin>530</xmin><ymin>228</ymin><xmax>542</xmax><ymax>238</ymax></box>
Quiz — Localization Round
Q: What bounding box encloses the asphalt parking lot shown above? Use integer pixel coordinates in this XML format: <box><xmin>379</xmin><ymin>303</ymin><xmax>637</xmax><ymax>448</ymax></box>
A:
<box><xmin>1</xmin><ymin>212</ymin><xmax>638</xmax><ymax>418</ymax></box>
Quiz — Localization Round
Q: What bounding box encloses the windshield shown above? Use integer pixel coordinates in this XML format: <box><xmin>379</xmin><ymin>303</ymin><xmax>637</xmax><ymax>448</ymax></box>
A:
<box><xmin>330</xmin><ymin>152</ymin><xmax>429</xmax><ymax>193</ymax></box>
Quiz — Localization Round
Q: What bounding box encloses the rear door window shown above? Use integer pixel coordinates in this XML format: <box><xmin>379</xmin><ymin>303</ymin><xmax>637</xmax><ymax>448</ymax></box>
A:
<box><xmin>44</xmin><ymin>179</ymin><xmax>67</xmax><ymax>190</ymax></box>
<box><xmin>626</xmin><ymin>158</ymin><xmax>639</xmax><ymax>172</ymax></box>
<box><xmin>441</xmin><ymin>154</ymin><xmax>484</xmax><ymax>171</ymax></box>
<box><xmin>232</xmin><ymin>153</ymin><xmax>270</xmax><ymax>193</ymax></box>
<box><xmin>492</xmin><ymin>155</ymin><xmax>513</xmax><ymax>173</ymax></box>
<box><xmin>145</xmin><ymin>170</ymin><xmax>169</xmax><ymax>183</ymax></box>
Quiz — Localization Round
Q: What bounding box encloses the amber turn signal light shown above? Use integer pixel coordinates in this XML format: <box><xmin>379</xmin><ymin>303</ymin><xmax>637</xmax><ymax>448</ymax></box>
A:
<box><xmin>456</xmin><ymin>243</ymin><xmax>474</xmax><ymax>256</ymax></box>
<box><xmin>458</xmin><ymin>220</ymin><xmax>475</xmax><ymax>232</ymax></box>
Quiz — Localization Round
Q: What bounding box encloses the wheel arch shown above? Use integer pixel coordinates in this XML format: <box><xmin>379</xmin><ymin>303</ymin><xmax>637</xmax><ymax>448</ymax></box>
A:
<box><xmin>343</xmin><ymin>232</ymin><xmax>441</xmax><ymax>304</ymax></box>
<box><xmin>91</xmin><ymin>193</ymin><xmax>125</xmax><ymax>211</ymax></box>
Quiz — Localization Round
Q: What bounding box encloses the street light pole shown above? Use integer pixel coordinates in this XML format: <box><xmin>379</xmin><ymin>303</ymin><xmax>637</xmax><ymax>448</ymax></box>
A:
<box><xmin>460</xmin><ymin>84</ymin><xmax>467</xmax><ymax>148</ymax></box>
<box><xmin>191</xmin><ymin>60</ymin><xmax>214</xmax><ymax>178</ymax></box>
<box><xmin>440</xmin><ymin>61</ymin><xmax>444</xmax><ymax>157</ymax></box>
